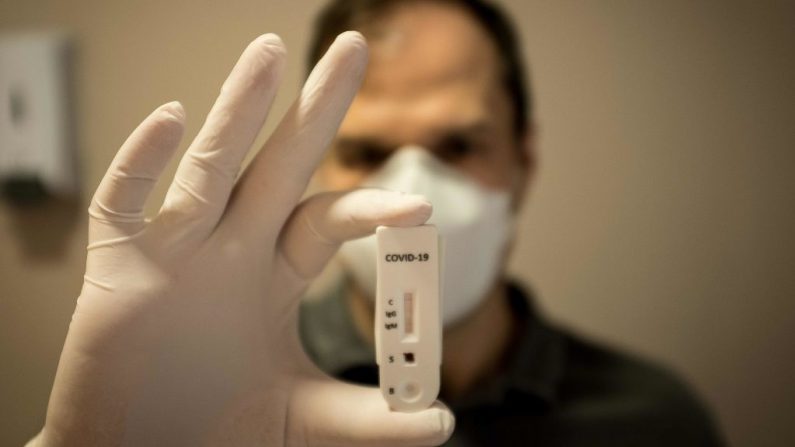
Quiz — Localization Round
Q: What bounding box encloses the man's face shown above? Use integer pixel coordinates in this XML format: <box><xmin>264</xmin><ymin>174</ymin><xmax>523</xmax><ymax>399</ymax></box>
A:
<box><xmin>318</xmin><ymin>2</ymin><xmax>533</xmax><ymax>201</ymax></box>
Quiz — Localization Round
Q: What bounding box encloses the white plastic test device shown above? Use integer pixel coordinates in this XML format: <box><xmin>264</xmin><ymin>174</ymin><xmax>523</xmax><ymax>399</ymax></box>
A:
<box><xmin>375</xmin><ymin>225</ymin><xmax>441</xmax><ymax>412</ymax></box>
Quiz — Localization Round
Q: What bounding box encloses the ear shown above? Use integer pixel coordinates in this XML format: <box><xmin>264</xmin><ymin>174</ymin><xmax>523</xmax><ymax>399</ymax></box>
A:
<box><xmin>511</xmin><ymin>122</ymin><xmax>537</xmax><ymax>211</ymax></box>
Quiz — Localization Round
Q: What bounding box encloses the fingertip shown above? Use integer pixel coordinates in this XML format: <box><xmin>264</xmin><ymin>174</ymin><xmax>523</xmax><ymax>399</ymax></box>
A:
<box><xmin>336</xmin><ymin>30</ymin><xmax>367</xmax><ymax>48</ymax></box>
<box><xmin>404</xmin><ymin>192</ymin><xmax>433</xmax><ymax>215</ymax></box>
<box><xmin>435</xmin><ymin>406</ymin><xmax>456</xmax><ymax>444</ymax></box>
<box><xmin>330</xmin><ymin>30</ymin><xmax>369</xmax><ymax>73</ymax></box>
<box><xmin>149</xmin><ymin>102</ymin><xmax>186</xmax><ymax>145</ymax></box>
<box><xmin>227</xmin><ymin>33</ymin><xmax>287</xmax><ymax>94</ymax></box>
<box><xmin>408</xmin><ymin>201</ymin><xmax>433</xmax><ymax>225</ymax></box>
<box><xmin>347</xmin><ymin>189</ymin><xmax>431</xmax><ymax>227</ymax></box>
<box><xmin>251</xmin><ymin>33</ymin><xmax>288</xmax><ymax>73</ymax></box>
<box><xmin>386</xmin><ymin>192</ymin><xmax>431</xmax><ymax>225</ymax></box>
<box><xmin>252</xmin><ymin>32</ymin><xmax>287</xmax><ymax>57</ymax></box>
<box><xmin>259</xmin><ymin>32</ymin><xmax>285</xmax><ymax>47</ymax></box>
<box><xmin>390</xmin><ymin>403</ymin><xmax>455</xmax><ymax>446</ymax></box>
<box><xmin>157</xmin><ymin>101</ymin><xmax>186</xmax><ymax>125</ymax></box>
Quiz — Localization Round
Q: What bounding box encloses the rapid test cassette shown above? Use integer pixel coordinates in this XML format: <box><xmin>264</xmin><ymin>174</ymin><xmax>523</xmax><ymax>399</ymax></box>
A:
<box><xmin>375</xmin><ymin>225</ymin><xmax>441</xmax><ymax>412</ymax></box>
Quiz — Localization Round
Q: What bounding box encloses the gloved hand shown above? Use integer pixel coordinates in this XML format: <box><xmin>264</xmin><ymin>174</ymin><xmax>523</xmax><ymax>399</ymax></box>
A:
<box><xmin>30</xmin><ymin>31</ymin><xmax>454</xmax><ymax>446</ymax></box>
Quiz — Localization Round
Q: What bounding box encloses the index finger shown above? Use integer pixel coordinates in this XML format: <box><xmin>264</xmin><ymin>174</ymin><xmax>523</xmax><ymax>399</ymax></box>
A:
<box><xmin>226</xmin><ymin>31</ymin><xmax>368</xmax><ymax>233</ymax></box>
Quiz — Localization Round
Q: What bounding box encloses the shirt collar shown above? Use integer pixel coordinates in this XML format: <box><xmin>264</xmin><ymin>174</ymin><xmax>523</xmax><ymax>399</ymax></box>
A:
<box><xmin>299</xmin><ymin>279</ymin><xmax>567</xmax><ymax>409</ymax></box>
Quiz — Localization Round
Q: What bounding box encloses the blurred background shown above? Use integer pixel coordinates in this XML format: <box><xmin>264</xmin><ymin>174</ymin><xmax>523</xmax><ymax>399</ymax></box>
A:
<box><xmin>1</xmin><ymin>0</ymin><xmax>793</xmax><ymax>445</ymax></box>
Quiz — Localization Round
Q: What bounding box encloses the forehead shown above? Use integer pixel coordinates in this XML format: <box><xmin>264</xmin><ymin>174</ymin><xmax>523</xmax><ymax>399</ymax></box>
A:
<box><xmin>340</xmin><ymin>2</ymin><xmax>504</xmax><ymax>138</ymax></box>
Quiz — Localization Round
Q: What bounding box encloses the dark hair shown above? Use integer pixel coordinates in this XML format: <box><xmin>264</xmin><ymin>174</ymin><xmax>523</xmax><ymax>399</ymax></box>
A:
<box><xmin>308</xmin><ymin>0</ymin><xmax>531</xmax><ymax>138</ymax></box>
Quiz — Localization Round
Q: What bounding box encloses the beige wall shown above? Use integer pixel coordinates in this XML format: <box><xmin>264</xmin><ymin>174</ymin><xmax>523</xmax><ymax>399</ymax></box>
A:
<box><xmin>1</xmin><ymin>0</ymin><xmax>793</xmax><ymax>445</ymax></box>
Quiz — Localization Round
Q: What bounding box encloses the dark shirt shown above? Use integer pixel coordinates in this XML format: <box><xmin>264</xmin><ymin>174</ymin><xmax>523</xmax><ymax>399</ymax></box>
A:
<box><xmin>299</xmin><ymin>281</ymin><xmax>724</xmax><ymax>446</ymax></box>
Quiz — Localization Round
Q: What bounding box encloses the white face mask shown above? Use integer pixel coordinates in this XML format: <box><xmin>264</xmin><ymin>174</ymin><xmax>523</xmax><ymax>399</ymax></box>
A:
<box><xmin>338</xmin><ymin>146</ymin><xmax>514</xmax><ymax>327</ymax></box>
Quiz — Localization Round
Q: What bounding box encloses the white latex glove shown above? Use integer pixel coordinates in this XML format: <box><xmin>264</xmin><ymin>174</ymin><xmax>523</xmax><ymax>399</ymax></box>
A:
<box><xmin>30</xmin><ymin>32</ymin><xmax>454</xmax><ymax>446</ymax></box>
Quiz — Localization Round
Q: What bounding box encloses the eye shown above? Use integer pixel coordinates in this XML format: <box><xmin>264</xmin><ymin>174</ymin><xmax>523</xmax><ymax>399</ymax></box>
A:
<box><xmin>435</xmin><ymin>135</ymin><xmax>477</xmax><ymax>163</ymax></box>
<box><xmin>335</xmin><ymin>141</ymin><xmax>391</xmax><ymax>170</ymax></box>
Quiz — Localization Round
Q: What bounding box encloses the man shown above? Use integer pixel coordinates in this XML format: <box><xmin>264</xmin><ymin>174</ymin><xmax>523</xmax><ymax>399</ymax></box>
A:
<box><xmin>299</xmin><ymin>0</ymin><xmax>724</xmax><ymax>445</ymax></box>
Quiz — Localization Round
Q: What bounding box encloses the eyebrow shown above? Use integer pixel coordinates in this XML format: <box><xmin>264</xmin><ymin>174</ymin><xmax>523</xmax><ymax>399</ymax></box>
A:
<box><xmin>449</xmin><ymin>120</ymin><xmax>492</xmax><ymax>138</ymax></box>
<box><xmin>334</xmin><ymin>118</ymin><xmax>493</xmax><ymax>149</ymax></box>
<box><xmin>334</xmin><ymin>137</ymin><xmax>393</xmax><ymax>152</ymax></box>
